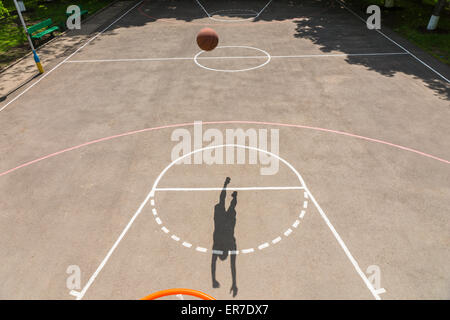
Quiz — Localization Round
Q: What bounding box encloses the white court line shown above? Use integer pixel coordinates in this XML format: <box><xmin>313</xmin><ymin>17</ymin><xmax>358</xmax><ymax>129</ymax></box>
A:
<box><xmin>78</xmin><ymin>144</ymin><xmax>378</xmax><ymax>300</ymax></box>
<box><xmin>75</xmin><ymin>153</ymin><xmax>153</xmax><ymax>300</ymax></box>
<box><xmin>182</xmin><ymin>242</ymin><xmax>192</xmax><ymax>248</ymax></box>
<box><xmin>303</xmin><ymin>187</ymin><xmax>381</xmax><ymax>300</ymax></box>
<box><xmin>0</xmin><ymin>0</ymin><xmax>145</xmax><ymax>113</ymax></box>
<box><xmin>375</xmin><ymin>288</ymin><xmax>386</xmax><ymax>295</ymax></box>
<box><xmin>272</xmin><ymin>52</ymin><xmax>409</xmax><ymax>58</ymax></box>
<box><xmin>67</xmin><ymin>56</ymin><xmax>268</xmax><ymax>62</ymax></box>
<box><xmin>299</xmin><ymin>210</ymin><xmax>306</xmax><ymax>219</ymax></box>
<box><xmin>194</xmin><ymin>0</ymin><xmax>210</xmax><ymax>17</ymax></box>
<box><xmin>207</xmin><ymin>9</ymin><xmax>260</xmax><ymax>23</ymax></box>
<box><xmin>335</xmin><ymin>0</ymin><xmax>449</xmax><ymax>83</ymax></box>
<box><xmin>67</xmin><ymin>57</ymin><xmax>194</xmax><ymax>63</ymax></box>
<box><xmin>212</xmin><ymin>13</ymin><xmax>256</xmax><ymax>17</ymax></box>
<box><xmin>256</xmin><ymin>0</ymin><xmax>274</xmax><ymax>17</ymax></box>
<box><xmin>66</xmin><ymin>52</ymin><xmax>409</xmax><ymax>64</ymax></box>
<box><xmin>69</xmin><ymin>290</ymin><xmax>81</xmax><ymax>298</ymax></box>
<box><xmin>241</xmin><ymin>248</ymin><xmax>254</xmax><ymax>254</ymax></box>
<box><xmin>272</xmin><ymin>237</ymin><xmax>282</xmax><ymax>244</ymax></box>
<box><xmin>196</xmin><ymin>246</ymin><xmax>207</xmax><ymax>252</ymax></box>
<box><xmin>155</xmin><ymin>186</ymin><xmax>304</xmax><ymax>191</ymax></box>
<box><xmin>195</xmin><ymin>0</ymin><xmax>273</xmax><ymax>20</ymax></box>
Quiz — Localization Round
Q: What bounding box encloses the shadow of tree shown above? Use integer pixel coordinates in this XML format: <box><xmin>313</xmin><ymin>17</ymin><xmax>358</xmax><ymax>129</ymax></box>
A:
<box><xmin>93</xmin><ymin>0</ymin><xmax>449</xmax><ymax>99</ymax></box>
<box><xmin>4</xmin><ymin>0</ymin><xmax>448</xmax><ymax>99</ymax></box>
<box><xmin>289</xmin><ymin>0</ymin><xmax>450</xmax><ymax>99</ymax></box>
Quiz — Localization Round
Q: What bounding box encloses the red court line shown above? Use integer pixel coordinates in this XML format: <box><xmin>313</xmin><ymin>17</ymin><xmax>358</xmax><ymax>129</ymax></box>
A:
<box><xmin>0</xmin><ymin>120</ymin><xmax>448</xmax><ymax>178</ymax></box>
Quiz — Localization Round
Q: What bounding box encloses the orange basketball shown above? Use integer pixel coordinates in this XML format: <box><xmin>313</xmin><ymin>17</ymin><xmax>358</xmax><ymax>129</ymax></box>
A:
<box><xmin>196</xmin><ymin>28</ymin><xmax>219</xmax><ymax>51</ymax></box>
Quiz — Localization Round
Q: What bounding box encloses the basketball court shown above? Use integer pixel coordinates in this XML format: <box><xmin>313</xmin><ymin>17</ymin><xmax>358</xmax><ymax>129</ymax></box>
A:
<box><xmin>0</xmin><ymin>0</ymin><xmax>449</xmax><ymax>300</ymax></box>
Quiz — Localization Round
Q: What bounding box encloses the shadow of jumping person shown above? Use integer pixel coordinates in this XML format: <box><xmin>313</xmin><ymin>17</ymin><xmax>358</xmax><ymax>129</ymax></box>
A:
<box><xmin>211</xmin><ymin>177</ymin><xmax>238</xmax><ymax>297</ymax></box>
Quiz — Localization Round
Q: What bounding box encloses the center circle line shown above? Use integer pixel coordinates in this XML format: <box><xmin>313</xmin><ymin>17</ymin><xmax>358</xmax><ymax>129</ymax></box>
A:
<box><xmin>208</xmin><ymin>8</ymin><xmax>258</xmax><ymax>22</ymax></box>
<box><xmin>194</xmin><ymin>46</ymin><xmax>271</xmax><ymax>72</ymax></box>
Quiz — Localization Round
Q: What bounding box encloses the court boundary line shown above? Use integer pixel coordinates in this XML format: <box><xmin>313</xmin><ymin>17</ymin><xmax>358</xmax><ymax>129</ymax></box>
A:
<box><xmin>0</xmin><ymin>0</ymin><xmax>145</xmax><ymax>113</ymax></box>
<box><xmin>334</xmin><ymin>0</ymin><xmax>449</xmax><ymax>83</ymax></box>
<box><xmin>155</xmin><ymin>186</ymin><xmax>305</xmax><ymax>191</ymax></box>
<box><xmin>76</xmin><ymin>143</ymin><xmax>379</xmax><ymax>300</ymax></box>
<box><xmin>304</xmin><ymin>188</ymin><xmax>382</xmax><ymax>300</ymax></box>
<box><xmin>256</xmin><ymin>0</ymin><xmax>274</xmax><ymax>17</ymax></box>
<box><xmin>66</xmin><ymin>52</ymin><xmax>409</xmax><ymax>64</ymax></box>
<box><xmin>194</xmin><ymin>0</ymin><xmax>210</xmax><ymax>17</ymax></box>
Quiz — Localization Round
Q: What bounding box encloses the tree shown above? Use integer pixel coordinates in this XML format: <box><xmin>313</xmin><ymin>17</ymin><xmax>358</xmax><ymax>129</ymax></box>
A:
<box><xmin>427</xmin><ymin>0</ymin><xmax>448</xmax><ymax>30</ymax></box>
<box><xmin>0</xmin><ymin>1</ymin><xmax>10</xmax><ymax>19</ymax></box>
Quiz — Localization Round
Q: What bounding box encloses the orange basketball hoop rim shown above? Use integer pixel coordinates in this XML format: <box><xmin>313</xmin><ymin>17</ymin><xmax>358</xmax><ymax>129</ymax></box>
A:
<box><xmin>141</xmin><ymin>288</ymin><xmax>216</xmax><ymax>300</ymax></box>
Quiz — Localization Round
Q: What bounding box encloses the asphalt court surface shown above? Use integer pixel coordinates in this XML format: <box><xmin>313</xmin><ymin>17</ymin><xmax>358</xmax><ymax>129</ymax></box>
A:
<box><xmin>0</xmin><ymin>0</ymin><xmax>449</xmax><ymax>300</ymax></box>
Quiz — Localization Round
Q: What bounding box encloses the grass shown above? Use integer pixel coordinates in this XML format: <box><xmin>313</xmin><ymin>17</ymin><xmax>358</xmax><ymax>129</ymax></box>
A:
<box><xmin>342</xmin><ymin>0</ymin><xmax>450</xmax><ymax>65</ymax></box>
<box><xmin>0</xmin><ymin>0</ymin><xmax>113</xmax><ymax>70</ymax></box>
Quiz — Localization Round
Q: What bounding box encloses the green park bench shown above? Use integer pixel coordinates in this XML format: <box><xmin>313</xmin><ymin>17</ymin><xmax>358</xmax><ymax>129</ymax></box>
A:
<box><xmin>27</xmin><ymin>18</ymin><xmax>60</xmax><ymax>43</ymax></box>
